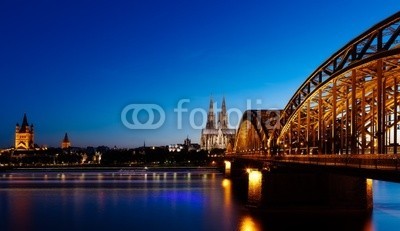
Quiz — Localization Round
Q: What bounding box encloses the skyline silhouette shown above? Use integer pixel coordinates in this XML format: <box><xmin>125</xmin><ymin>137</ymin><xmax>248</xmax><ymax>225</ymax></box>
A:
<box><xmin>0</xmin><ymin>1</ymin><xmax>398</xmax><ymax>148</ymax></box>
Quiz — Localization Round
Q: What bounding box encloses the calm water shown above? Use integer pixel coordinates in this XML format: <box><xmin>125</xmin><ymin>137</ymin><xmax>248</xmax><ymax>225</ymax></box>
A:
<box><xmin>0</xmin><ymin>170</ymin><xmax>399</xmax><ymax>231</ymax></box>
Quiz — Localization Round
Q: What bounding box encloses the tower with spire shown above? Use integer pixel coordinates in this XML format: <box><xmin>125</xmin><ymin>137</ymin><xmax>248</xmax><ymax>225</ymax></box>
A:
<box><xmin>61</xmin><ymin>133</ymin><xmax>71</xmax><ymax>149</ymax></box>
<box><xmin>218</xmin><ymin>97</ymin><xmax>228</xmax><ymax>129</ymax></box>
<box><xmin>15</xmin><ymin>113</ymin><xmax>34</xmax><ymax>150</ymax></box>
<box><xmin>206</xmin><ymin>98</ymin><xmax>215</xmax><ymax>129</ymax></box>
<box><xmin>200</xmin><ymin>97</ymin><xmax>236</xmax><ymax>151</ymax></box>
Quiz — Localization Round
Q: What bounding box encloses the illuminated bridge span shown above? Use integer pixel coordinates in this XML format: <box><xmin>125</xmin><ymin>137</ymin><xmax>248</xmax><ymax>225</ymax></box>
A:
<box><xmin>232</xmin><ymin>11</ymin><xmax>400</xmax><ymax>157</ymax></box>
<box><xmin>226</xmin><ymin>12</ymin><xmax>400</xmax><ymax>212</ymax></box>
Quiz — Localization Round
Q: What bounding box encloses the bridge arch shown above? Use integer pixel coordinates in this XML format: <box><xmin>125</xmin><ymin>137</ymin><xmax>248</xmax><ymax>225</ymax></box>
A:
<box><xmin>233</xmin><ymin>110</ymin><xmax>281</xmax><ymax>155</ymax></box>
<box><xmin>276</xmin><ymin>12</ymin><xmax>400</xmax><ymax>155</ymax></box>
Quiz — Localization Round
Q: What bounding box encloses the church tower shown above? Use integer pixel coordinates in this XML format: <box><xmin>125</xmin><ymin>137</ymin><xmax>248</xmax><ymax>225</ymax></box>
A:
<box><xmin>206</xmin><ymin>98</ymin><xmax>215</xmax><ymax>129</ymax></box>
<box><xmin>15</xmin><ymin>113</ymin><xmax>34</xmax><ymax>150</ymax></box>
<box><xmin>218</xmin><ymin>97</ymin><xmax>228</xmax><ymax>129</ymax></box>
<box><xmin>61</xmin><ymin>133</ymin><xmax>71</xmax><ymax>149</ymax></box>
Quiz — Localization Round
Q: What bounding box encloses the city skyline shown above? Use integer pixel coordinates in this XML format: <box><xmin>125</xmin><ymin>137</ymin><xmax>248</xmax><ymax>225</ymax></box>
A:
<box><xmin>0</xmin><ymin>1</ymin><xmax>398</xmax><ymax>148</ymax></box>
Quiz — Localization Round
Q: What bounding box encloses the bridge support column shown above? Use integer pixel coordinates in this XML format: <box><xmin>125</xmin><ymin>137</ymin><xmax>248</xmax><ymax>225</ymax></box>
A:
<box><xmin>229</xmin><ymin>160</ymin><xmax>373</xmax><ymax>212</ymax></box>
<box><xmin>351</xmin><ymin>69</ymin><xmax>358</xmax><ymax>154</ymax></box>
<box><xmin>224</xmin><ymin>161</ymin><xmax>231</xmax><ymax>177</ymax></box>
<box><xmin>227</xmin><ymin>159</ymin><xmax>373</xmax><ymax>213</ymax></box>
<box><xmin>318</xmin><ymin>90</ymin><xmax>323</xmax><ymax>154</ymax></box>
<box><xmin>377</xmin><ymin>59</ymin><xmax>385</xmax><ymax>154</ymax></box>
<box><xmin>394</xmin><ymin>77</ymin><xmax>398</xmax><ymax>154</ymax></box>
<box><xmin>332</xmin><ymin>81</ymin><xmax>337</xmax><ymax>154</ymax></box>
<box><xmin>258</xmin><ymin>170</ymin><xmax>373</xmax><ymax>212</ymax></box>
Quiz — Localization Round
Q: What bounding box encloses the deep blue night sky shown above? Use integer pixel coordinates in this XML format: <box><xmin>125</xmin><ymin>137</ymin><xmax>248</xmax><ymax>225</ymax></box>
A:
<box><xmin>0</xmin><ymin>1</ymin><xmax>398</xmax><ymax>148</ymax></box>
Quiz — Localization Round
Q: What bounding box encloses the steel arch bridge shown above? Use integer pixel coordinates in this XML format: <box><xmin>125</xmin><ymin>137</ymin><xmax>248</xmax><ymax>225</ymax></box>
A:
<box><xmin>234</xmin><ymin>110</ymin><xmax>282</xmax><ymax>154</ymax></box>
<box><xmin>233</xmin><ymin>11</ymin><xmax>400</xmax><ymax>156</ymax></box>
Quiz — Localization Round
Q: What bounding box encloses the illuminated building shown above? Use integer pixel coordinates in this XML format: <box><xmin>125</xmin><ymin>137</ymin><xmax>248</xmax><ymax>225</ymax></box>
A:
<box><xmin>169</xmin><ymin>137</ymin><xmax>201</xmax><ymax>152</ymax></box>
<box><xmin>168</xmin><ymin>144</ymin><xmax>184</xmax><ymax>152</ymax></box>
<box><xmin>15</xmin><ymin>113</ymin><xmax>34</xmax><ymax>150</ymax></box>
<box><xmin>201</xmin><ymin>97</ymin><xmax>236</xmax><ymax>151</ymax></box>
<box><xmin>61</xmin><ymin>133</ymin><xmax>71</xmax><ymax>149</ymax></box>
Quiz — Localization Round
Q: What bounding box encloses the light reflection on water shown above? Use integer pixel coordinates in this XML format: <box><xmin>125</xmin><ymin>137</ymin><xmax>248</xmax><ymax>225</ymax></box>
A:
<box><xmin>239</xmin><ymin>215</ymin><xmax>261</xmax><ymax>231</ymax></box>
<box><xmin>0</xmin><ymin>172</ymin><xmax>399</xmax><ymax>231</ymax></box>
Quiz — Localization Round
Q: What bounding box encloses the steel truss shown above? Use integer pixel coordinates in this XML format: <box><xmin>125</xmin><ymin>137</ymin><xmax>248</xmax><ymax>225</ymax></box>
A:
<box><xmin>278</xmin><ymin>12</ymin><xmax>400</xmax><ymax>155</ymax></box>
<box><xmin>232</xmin><ymin>12</ymin><xmax>400</xmax><ymax>155</ymax></box>
<box><xmin>234</xmin><ymin>110</ymin><xmax>281</xmax><ymax>154</ymax></box>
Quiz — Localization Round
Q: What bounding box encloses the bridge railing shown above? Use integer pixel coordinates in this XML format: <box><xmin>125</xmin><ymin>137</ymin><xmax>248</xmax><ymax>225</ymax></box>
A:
<box><xmin>277</xmin><ymin>154</ymin><xmax>400</xmax><ymax>170</ymax></box>
<box><xmin>229</xmin><ymin>153</ymin><xmax>400</xmax><ymax>171</ymax></box>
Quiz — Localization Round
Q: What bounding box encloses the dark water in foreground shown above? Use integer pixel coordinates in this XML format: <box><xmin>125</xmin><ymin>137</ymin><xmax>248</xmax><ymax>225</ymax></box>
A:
<box><xmin>0</xmin><ymin>170</ymin><xmax>399</xmax><ymax>231</ymax></box>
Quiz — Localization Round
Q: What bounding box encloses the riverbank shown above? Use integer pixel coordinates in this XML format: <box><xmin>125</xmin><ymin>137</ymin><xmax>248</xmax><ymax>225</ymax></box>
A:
<box><xmin>0</xmin><ymin>165</ymin><xmax>223</xmax><ymax>173</ymax></box>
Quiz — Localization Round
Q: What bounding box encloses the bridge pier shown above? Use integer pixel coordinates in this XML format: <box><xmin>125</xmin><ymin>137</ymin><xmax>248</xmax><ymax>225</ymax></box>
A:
<box><xmin>261</xmin><ymin>170</ymin><xmax>373</xmax><ymax>211</ymax></box>
<box><xmin>226</xmin><ymin>160</ymin><xmax>373</xmax><ymax>212</ymax></box>
<box><xmin>224</xmin><ymin>161</ymin><xmax>231</xmax><ymax>177</ymax></box>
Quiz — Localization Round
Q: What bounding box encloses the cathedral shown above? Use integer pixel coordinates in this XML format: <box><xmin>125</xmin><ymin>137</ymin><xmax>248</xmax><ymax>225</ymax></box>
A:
<box><xmin>15</xmin><ymin>113</ymin><xmax>34</xmax><ymax>150</ymax></box>
<box><xmin>200</xmin><ymin>98</ymin><xmax>236</xmax><ymax>151</ymax></box>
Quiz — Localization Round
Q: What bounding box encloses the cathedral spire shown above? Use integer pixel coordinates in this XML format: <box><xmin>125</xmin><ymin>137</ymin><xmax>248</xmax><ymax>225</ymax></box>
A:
<box><xmin>221</xmin><ymin>96</ymin><xmax>226</xmax><ymax>113</ymax></box>
<box><xmin>206</xmin><ymin>97</ymin><xmax>215</xmax><ymax>129</ymax></box>
<box><xmin>219</xmin><ymin>97</ymin><xmax>228</xmax><ymax>129</ymax></box>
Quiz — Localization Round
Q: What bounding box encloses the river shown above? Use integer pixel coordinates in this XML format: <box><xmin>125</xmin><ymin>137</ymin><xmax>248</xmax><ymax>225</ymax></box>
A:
<box><xmin>0</xmin><ymin>170</ymin><xmax>399</xmax><ymax>231</ymax></box>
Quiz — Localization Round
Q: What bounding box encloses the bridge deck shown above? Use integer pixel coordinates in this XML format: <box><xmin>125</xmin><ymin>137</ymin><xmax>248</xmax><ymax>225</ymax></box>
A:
<box><xmin>227</xmin><ymin>154</ymin><xmax>400</xmax><ymax>182</ymax></box>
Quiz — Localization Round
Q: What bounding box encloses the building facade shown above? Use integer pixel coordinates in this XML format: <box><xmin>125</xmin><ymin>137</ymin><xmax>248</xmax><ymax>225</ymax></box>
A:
<box><xmin>15</xmin><ymin>113</ymin><xmax>34</xmax><ymax>150</ymax></box>
<box><xmin>200</xmin><ymin>98</ymin><xmax>236</xmax><ymax>151</ymax></box>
